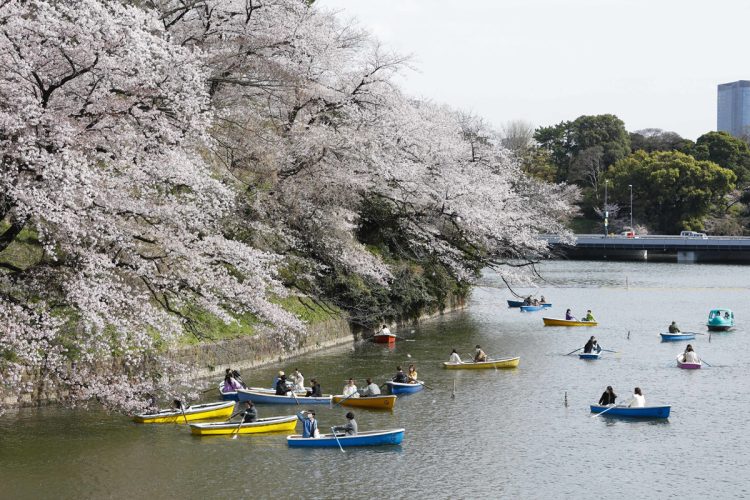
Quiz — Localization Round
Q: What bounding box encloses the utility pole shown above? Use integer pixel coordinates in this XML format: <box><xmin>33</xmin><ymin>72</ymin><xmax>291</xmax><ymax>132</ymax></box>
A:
<box><xmin>629</xmin><ymin>184</ymin><xmax>633</xmax><ymax>230</ymax></box>
<box><xmin>604</xmin><ymin>179</ymin><xmax>609</xmax><ymax>237</ymax></box>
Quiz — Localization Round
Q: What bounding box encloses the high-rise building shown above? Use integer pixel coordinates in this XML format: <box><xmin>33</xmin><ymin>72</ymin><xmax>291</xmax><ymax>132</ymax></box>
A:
<box><xmin>717</xmin><ymin>80</ymin><xmax>750</xmax><ymax>138</ymax></box>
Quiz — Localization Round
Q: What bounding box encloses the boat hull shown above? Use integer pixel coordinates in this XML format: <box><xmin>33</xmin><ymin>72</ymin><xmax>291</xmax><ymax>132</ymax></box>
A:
<box><xmin>579</xmin><ymin>352</ymin><xmax>600</xmax><ymax>360</ymax></box>
<box><xmin>386</xmin><ymin>381</ymin><xmax>425</xmax><ymax>395</ymax></box>
<box><xmin>676</xmin><ymin>355</ymin><xmax>701</xmax><ymax>369</ymax></box>
<box><xmin>590</xmin><ymin>405</ymin><xmax>671</xmax><ymax>418</ymax></box>
<box><xmin>509</xmin><ymin>300</ymin><xmax>551</xmax><ymax>308</ymax></box>
<box><xmin>707</xmin><ymin>325</ymin><xmax>732</xmax><ymax>332</ymax></box>
<box><xmin>236</xmin><ymin>389</ymin><xmax>331</xmax><ymax>404</ymax></box>
<box><xmin>133</xmin><ymin>401</ymin><xmax>235</xmax><ymax>424</ymax></box>
<box><xmin>443</xmin><ymin>357</ymin><xmax>520</xmax><ymax>370</ymax></box>
<box><xmin>520</xmin><ymin>305</ymin><xmax>544</xmax><ymax>312</ymax></box>
<box><xmin>189</xmin><ymin>415</ymin><xmax>298</xmax><ymax>435</ymax></box>
<box><xmin>543</xmin><ymin>318</ymin><xmax>598</xmax><ymax>327</ymax></box>
<box><xmin>660</xmin><ymin>333</ymin><xmax>695</xmax><ymax>341</ymax></box>
<box><xmin>331</xmin><ymin>395</ymin><xmax>397</xmax><ymax>409</ymax></box>
<box><xmin>372</xmin><ymin>334</ymin><xmax>397</xmax><ymax>344</ymax></box>
<box><xmin>287</xmin><ymin>429</ymin><xmax>405</xmax><ymax>448</ymax></box>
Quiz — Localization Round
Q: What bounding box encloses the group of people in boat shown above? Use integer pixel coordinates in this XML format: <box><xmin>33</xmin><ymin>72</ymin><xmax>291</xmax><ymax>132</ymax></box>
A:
<box><xmin>223</xmin><ymin>368</ymin><xmax>247</xmax><ymax>392</ymax></box>
<box><xmin>583</xmin><ymin>336</ymin><xmax>602</xmax><ymax>353</ymax></box>
<box><xmin>598</xmin><ymin>386</ymin><xmax>646</xmax><ymax>407</ymax></box>
<box><xmin>566</xmin><ymin>309</ymin><xmax>596</xmax><ymax>322</ymax></box>
<box><xmin>447</xmin><ymin>345</ymin><xmax>488</xmax><ymax>363</ymax></box>
<box><xmin>522</xmin><ymin>295</ymin><xmax>546</xmax><ymax>306</ymax></box>
<box><xmin>296</xmin><ymin>409</ymin><xmax>358</xmax><ymax>438</ymax></box>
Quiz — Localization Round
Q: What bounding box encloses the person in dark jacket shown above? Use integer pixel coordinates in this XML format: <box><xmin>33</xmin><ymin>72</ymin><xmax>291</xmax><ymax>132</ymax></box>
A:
<box><xmin>599</xmin><ymin>386</ymin><xmax>617</xmax><ymax>405</ymax></box>
<box><xmin>306</xmin><ymin>378</ymin><xmax>322</xmax><ymax>397</ymax></box>
<box><xmin>668</xmin><ymin>321</ymin><xmax>680</xmax><ymax>333</ymax></box>
<box><xmin>583</xmin><ymin>336</ymin><xmax>601</xmax><ymax>354</ymax></box>
<box><xmin>392</xmin><ymin>366</ymin><xmax>408</xmax><ymax>383</ymax></box>
<box><xmin>241</xmin><ymin>401</ymin><xmax>257</xmax><ymax>423</ymax></box>
<box><xmin>275</xmin><ymin>374</ymin><xmax>289</xmax><ymax>395</ymax></box>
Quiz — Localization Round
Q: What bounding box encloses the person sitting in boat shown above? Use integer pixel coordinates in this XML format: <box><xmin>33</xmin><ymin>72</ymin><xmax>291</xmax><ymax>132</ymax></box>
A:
<box><xmin>682</xmin><ymin>344</ymin><xmax>700</xmax><ymax>363</ymax></box>
<box><xmin>297</xmin><ymin>410</ymin><xmax>319</xmax><ymax>438</ymax></box>
<box><xmin>583</xmin><ymin>336</ymin><xmax>601</xmax><ymax>354</ymax></box>
<box><xmin>290</xmin><ymin>368</ymin><xmax>305</xmax><ymax>392</ymax></box>
<box><xmin>332</xmin><ymin>412</ymin><xmax>358</xmax><ymax>436</ymax></box>
<box><xmin>407</xmin><ymin>364</ymin><xmax>418</xmax><ymax>383</ymax></box>
<box><xmin>342</xmin><ymin>378</ymin><xmax>360</xmax><ymax>398</ymax></box>
<box><xmin>392</xmin><ymin>366</ymin><xmax>409</xmax><ymax>383</ymax></box>
<box><xmin>241</xmin><ymin>401</ymin><xmax>257</xmax><ymax>423</ymax></box>
<box><xmin>379</xmin><ymin>324</ymin><xmax>391</xmax><ymax>336</ymax></box>
<box><xmin>173</xmin><ymin>399</ymin><xmax>186</xmax><ymax>412</ymax></box>
<box><xmin>668</xmin><ymin>321</ymin><xmax>681</xmax><ymax>334</ymax></box>
<box><xmin>522</xmin><ymin>296</ymin><xmax>532</xmax><ymax>306</ymax></box>
<box><xmin>223</xmin><ymin>371</ymin><xmax>242</xmax><ymax>392</ymax></box>
<box><xmin>360</xmin><ymin>378</ymin><xmax>381</xmax><ymax>397</ymax></box>
<box><xmin>306</xmin><ymin>378</ymin><xmax>322</xmax><ymax>397</ymax></box>
<box><xmin>582</xmin><ymin>310</ymin><xmax>595</xmax><ymax>322</ymax></box>
<box><xmin>531</xmin><ymin>298</ymin><xmax>540</xmax><ymax>306</ymax></box>
<box><xmin>628</xmin><ymin>387</ymin><xmax>645</xmax><ymax>408</ymax></box>
<box><xmin>275</xmin><ymin>374</ymin><xmax>291</xmax><ymax>395</ymax></box>
<box><xmin>599</xmin><ymin>386</ymin><xmax>617</xmax><ymax>406</ymax></box>
<box><xmin>449</xmin><ymin>349</ymin><xmax>462</xmax><ymax>363</ymax></box>
<box><xmin>272</xmin><ymin>370</ymin><xmax>284</xmax><ymax>390</ymax></box>
<box><xmin>540</xmin><ymin>295</ymin><xmax>546</xmax><ymax>304</ymax></box>
<box><xmin>474</xmin><ymin>345</ymin><xmax>488</xmax><ymax>362</ymax></box>
<box><xmin>565</xmin><ymin>309</ymin><xmax>576</xmax><ymax>321</ymax></box>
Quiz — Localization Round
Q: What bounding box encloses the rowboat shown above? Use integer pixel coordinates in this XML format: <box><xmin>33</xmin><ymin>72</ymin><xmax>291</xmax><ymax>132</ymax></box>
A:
<box><xmin>443</xmin><ymin>357</ymin><xmax>520</xmax><ymax>370</ymax></box>
<box><xmin>520</xmin><ymin>305</ymin><xmax>545</xmax><ymax>312</ymax></box>
<box><xmin>543</xmin><ymin>318</ymin><xmax>598</xmax><ymax>327</ymax></box>
<box><xmin>189</xmin><ymin>415</ymin><xmax>298</xmax><ymax>435</ymax></box>
<box><xmin>676</xmin><ymin>354</ymin><xmax>701</xmax><ymax>370</ymax></box>
<box><xmin>660</xmin><ymin>332</ymin><xmax>695</xmax><ymax>341</ymax></box>
<box><xmin>219</xmin><ymin>382</ymin><xmax>238</xmax><ymax>401</ymax></box>
<box><xmin>287</xmin><ymin>429</ymin><xmax>405</xmax><ymax>448</ymax></box>
<box><xmin>578</xmin><ymin>352</ymin><xmax>600</xmax><ymax>360</ymax></box>
<box><xmin>236</xmin><ymin>388</ymin><xmax>331</xmax><ymax>404</ymax></box>
<box><xmin>372</xmin><ymin>333</ymin><xmax>397</xmax><ymax>344</ymax></box>
<box><xmin>386</xmin><ymin>381</ymin><xmax>425</xmax><ymax>395</ymax></box>
<box><xmin>133</xmin><ymin>401</ymin><xmax>235</xmax><ymax>424</ymax></box>
<box><xmin>590</xmin><ymin>405</ymin><xmax>671</xmax><ymax>419</ymax></box>
<box><xmin>707</xmin><ymin>308</ymin><xmax>734</xmax><ymax>331</ymax></box>
<box><xmin>330</xmin><ymin>395</ymin><xmax>397</xmax><ymax>410</ymax></box>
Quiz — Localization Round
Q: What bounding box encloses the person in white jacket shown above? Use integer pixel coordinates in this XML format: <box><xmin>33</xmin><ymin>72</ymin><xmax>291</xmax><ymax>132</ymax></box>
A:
<box><xmin>342</xmin><ymin>378</ymin><xmax>359</xmax><ymax>398</ymax></box>
<box><xmin>449</xmin><ymin>349</ymin><xmax>462</xmax><ymax>363</ymax></box>
<box><xmin>682</xmin><ymin>345</ymin><xmax>700</xmax><ymax>363</ymax></box>
<box><xmin>290</xmin><ymin>368</ymin><xmax>305</xmax><ymax>392</ymax></box>
<box><xmin>628</xmin><ymin>387</ymin><xmax>645</xmax><ymax>407</ymax></box>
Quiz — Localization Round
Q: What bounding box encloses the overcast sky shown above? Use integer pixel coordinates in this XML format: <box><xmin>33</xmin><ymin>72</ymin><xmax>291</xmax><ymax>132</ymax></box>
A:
<box><xmin>319</xmin><ymin>0</ymin><xmax>750</xmax><ymax>140</ymax></box>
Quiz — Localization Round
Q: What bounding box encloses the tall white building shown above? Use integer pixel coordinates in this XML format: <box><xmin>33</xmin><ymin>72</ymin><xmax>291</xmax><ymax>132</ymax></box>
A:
<box><xmin>717</xmin><ymin>80</ymin><xmax>750</xmax><ymax>138</ymax></box>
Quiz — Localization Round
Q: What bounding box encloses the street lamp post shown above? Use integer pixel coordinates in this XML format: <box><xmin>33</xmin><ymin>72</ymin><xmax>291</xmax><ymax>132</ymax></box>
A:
<box><xmin>604</xmin><ymin>179</ymin><xmax>609</xmax><ymax>237</ymax></box>
<box><xmin>628</xmin><ymin>184</ymin><xmax>633</xmax><ymax>230</ymax></box>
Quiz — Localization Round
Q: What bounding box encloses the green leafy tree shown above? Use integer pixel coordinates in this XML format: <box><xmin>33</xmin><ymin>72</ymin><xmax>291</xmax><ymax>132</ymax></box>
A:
<box><xmin>694</xmin><ymin>131</ymin><xmax>750</xmax><ymax>185</ymax></box>
<box><xmin>608</xmin><ymin>151</ymin><xmax>736</xmax><ymax>233</ymax></box>
<box><xmin>629</xmin><ymin>128</ymin><xmax>695</xmax><ymax>155</ymax></box>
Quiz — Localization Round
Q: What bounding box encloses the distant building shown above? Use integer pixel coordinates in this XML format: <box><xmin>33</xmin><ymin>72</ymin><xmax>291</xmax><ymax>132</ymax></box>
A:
<box><xmin>717</xmin><ymin>80</ymin><xmax>750</xmax><ymax>138</ymax></box>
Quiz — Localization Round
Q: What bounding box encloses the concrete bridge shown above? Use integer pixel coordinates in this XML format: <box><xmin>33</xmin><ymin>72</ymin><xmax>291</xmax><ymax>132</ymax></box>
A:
<box><xmin>545</xmin><ymin>234</ymin><xmax>750</xmax><ymax>263</ymax></box>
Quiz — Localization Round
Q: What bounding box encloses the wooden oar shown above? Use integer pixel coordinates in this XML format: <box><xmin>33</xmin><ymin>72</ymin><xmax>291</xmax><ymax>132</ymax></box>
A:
<box><xmin>178</xmin><ymin>401</ymin><xmax>189</xmax><ymax>425</ymax></box>
<box><xmin>331</xmin><ymin>390</ymin><xmax>360</xmax><ymax>408</ymax></box>
<box><xmin>418</xmin><ymin>382</ymin><xmax>433</xmax><ymax>391</ymax></box>
<box><xmin>600</xmin><ymin>349</ymin><xmax>618</xmax><ymax>353</ymax></box>
<box><xmin>231</xmin><ymin>415</ymin><xmax>245</xmax><ymax>440</ymax></box>
<box><xmin>591</xmin><ymin>401</ymin><xmax>629</xmax><ymax>418</ymax></box>
<box><xmin>565</xmin><ymin>347</ymin><xmax>583</xmax><ymax>356</ymax></box>
<box><xmin>330</xmin><ymin>427</ymin><xmax>345</xmax><ymax>453</ymax></box>
<box><xmin>700</xmin><ymin>359</ymin><xmax>713</xmax><ymax>367</ymax></box>
<box><xmin>290</xmin><ymin>389</ymin><xmax>301</xmax><ymax>406</ymax></box>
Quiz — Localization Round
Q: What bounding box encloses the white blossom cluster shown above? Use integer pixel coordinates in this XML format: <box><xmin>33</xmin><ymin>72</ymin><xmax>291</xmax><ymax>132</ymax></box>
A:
<box><xmin>0</xmin><ymin>0</ymin><xmax>576</xmax><ymax>409</ymax></box>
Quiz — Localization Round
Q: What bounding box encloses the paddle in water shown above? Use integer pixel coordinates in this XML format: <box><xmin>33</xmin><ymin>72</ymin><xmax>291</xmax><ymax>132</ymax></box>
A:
<box><xmin>331</xmin><ymin>427</ymin><xmax>345</xmax><ymax>453</ymax></box>
<box><xmin>231</xmin><ymin>415</ymin><xmax>244</xmax><ymax>440</ymax></box>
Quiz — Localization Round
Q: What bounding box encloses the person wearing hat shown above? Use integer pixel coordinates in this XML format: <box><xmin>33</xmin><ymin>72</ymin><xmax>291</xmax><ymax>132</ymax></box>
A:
<box><xmin>272</xmin><ymin>370</ymin><xmax>285</xmax><ymax>390</ymax></box>
<box><xmin>275</xmin><ymin>373</ymin><xmax>290</xmax><ymax>395</ymax></box>
<box><xmin>332</xmin><ymin>412</ymin><xmax>358</xmax><ymax>436</ymax></box>
<box><xmin>241</xmin><ymin>401</ymin><xmax>257</xmax><ymax>423</ymax></box>
<box><xmin>474</xmin><ymin>345</ymin><xmax>487</xmax><ymax>362</ymax></box>
<box><xmin>297</xmin><ymin>410</ymin><xmax>319</xmax><ymax>438</ymax></box>
<box><xmin>583</xmin><ymin>336</ymin><xmax>601</xmax><ymax>354</ymax></box>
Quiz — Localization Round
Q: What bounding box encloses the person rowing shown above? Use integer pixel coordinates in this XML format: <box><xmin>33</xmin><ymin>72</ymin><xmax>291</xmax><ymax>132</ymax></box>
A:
<box><xmin>583</xmin><ymin>336</ymin><xmax>601</xmax><ymax>354</ymax></box>
<box><xmin>582</xmin><ymin>310</ymin><xmax>596</xmax><ymax>322</ymax></box>
<box><xmin>275</xmin><ymin>373</ymin><xmax>290</xmax><ymax>395</ymax></box>
<box><xmin>474</xmin><ymin>345</ymin><xmax>487</xmax><ymax>362</ymax></box>
<box><xmin>332</xmin><ymin>412</ymin><xmax>358</xmax><ymax>436</ymax></box>
<box><xmin>680</xmin><ymin>344</ymin><xmax>700</xmax><ymax>363</ymax></box>
<box><xmin>565</xmin><ymin>309</ymin><xmax>576</xmax><ymax>321</ymax></box>
<box><xmin>305</xmin><ymin>378</ymin><xmax>322</xmax><ymax>397</ymax></box>
<box><xmin>392</xmin><ymin>366</ymin><xmax>409</xmax><ymax>383</ymax></box>
<box><xmin>239</xmin><ymin>401</ymin><xmax>257</xmax><ymax>423</ymax></box>
<box><xmin>668</xmin><ymin>321</ymin><xmax>681</xmax><ymax>333</ymax></box>
<box><xmin>342</xmin><ymin>378</ymin><xmax>359</xmax><ymax>398</ymax></box>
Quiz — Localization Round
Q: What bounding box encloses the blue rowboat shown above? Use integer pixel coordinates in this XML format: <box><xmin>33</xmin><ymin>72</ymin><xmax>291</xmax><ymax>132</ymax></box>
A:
<box><xmin>236</xmin><ymin>389</ymin><xmax>331</xmax><ymax>404</ymax></box>
<box><xmin>590</xmin><ymin>405</ymin><xmax>671</xmax><ymax>419</ymax></box>
<box><xmin>578</xmin><ymin>352</ymin><xmax>600</xmax><ymax>360</ymax></box>
<box><xmin>287</xmin><ymin>429</ymin><xmax>405</xmax><ymax>448</ymax></box>
<box><xmin>386</xmin><ymin>381</ymin><xmax>425</xmax><ymax>395</ymax></box>
<box><xmin>521</xmin><ymin>305</ymin><xmax>545</xmax><ymax>312</ymax></box>
<box><xmin>660</xmin><ymin>332</ymin><xmax>695</xmax><ymax>341</ymax></box>
<box><xmin>509</xmin><ymin>300</ymin><xmax>552</xmax><ymax>308</ymax></box>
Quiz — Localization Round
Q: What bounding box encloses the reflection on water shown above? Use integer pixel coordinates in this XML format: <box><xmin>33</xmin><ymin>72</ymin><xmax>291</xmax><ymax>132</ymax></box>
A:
<box><xmin>2</xmin><ymin>261</ymin><xmax>749</xmax><ymax>499</ymax></box>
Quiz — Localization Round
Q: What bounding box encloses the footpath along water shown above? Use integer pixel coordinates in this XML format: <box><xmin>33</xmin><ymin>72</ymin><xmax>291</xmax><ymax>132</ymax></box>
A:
<box><xmin>2</xmin><ymin>261</ymin><xmax>750</xmax><ymax>499</ymax></box>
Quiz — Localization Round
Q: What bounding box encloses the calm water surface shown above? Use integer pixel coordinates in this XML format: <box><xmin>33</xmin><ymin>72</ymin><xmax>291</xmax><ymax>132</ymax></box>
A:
<box><xmin>2</xmin><ymin>261</ymin><xmax>750</xmax><ymax>499</ymax></box>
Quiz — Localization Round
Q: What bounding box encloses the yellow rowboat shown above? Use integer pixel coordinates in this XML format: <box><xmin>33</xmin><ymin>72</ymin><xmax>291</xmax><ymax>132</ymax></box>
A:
<box><xmin>330</xmin><ymin>395</ymin><xmax>397</xmax><ymax>410</ymax></box>
<box><xmin>189</xmin><ymin>415</ymin><xmax>297</xmax><ymax>435</ymax></box>
<box><xmin>133</xmin><ymin>401</ymin><xmax>235</xmax><ymax>424</ymax></box>
<box><xmin>442</xmin><ymin>357</ymin><xmax>520</xmax><ymax>370</ymax></box>
<box><xmin>543</xmin><ymin>317</ymin><xmax>598</xmax><ymax>327</ymax></box>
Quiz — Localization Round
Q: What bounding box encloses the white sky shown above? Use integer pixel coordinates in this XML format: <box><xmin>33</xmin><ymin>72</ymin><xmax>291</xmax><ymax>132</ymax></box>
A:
<box><xmin>319</xmin><ymin>0</ymin><xmax>750</xmax><ymax>140</ymax></box>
